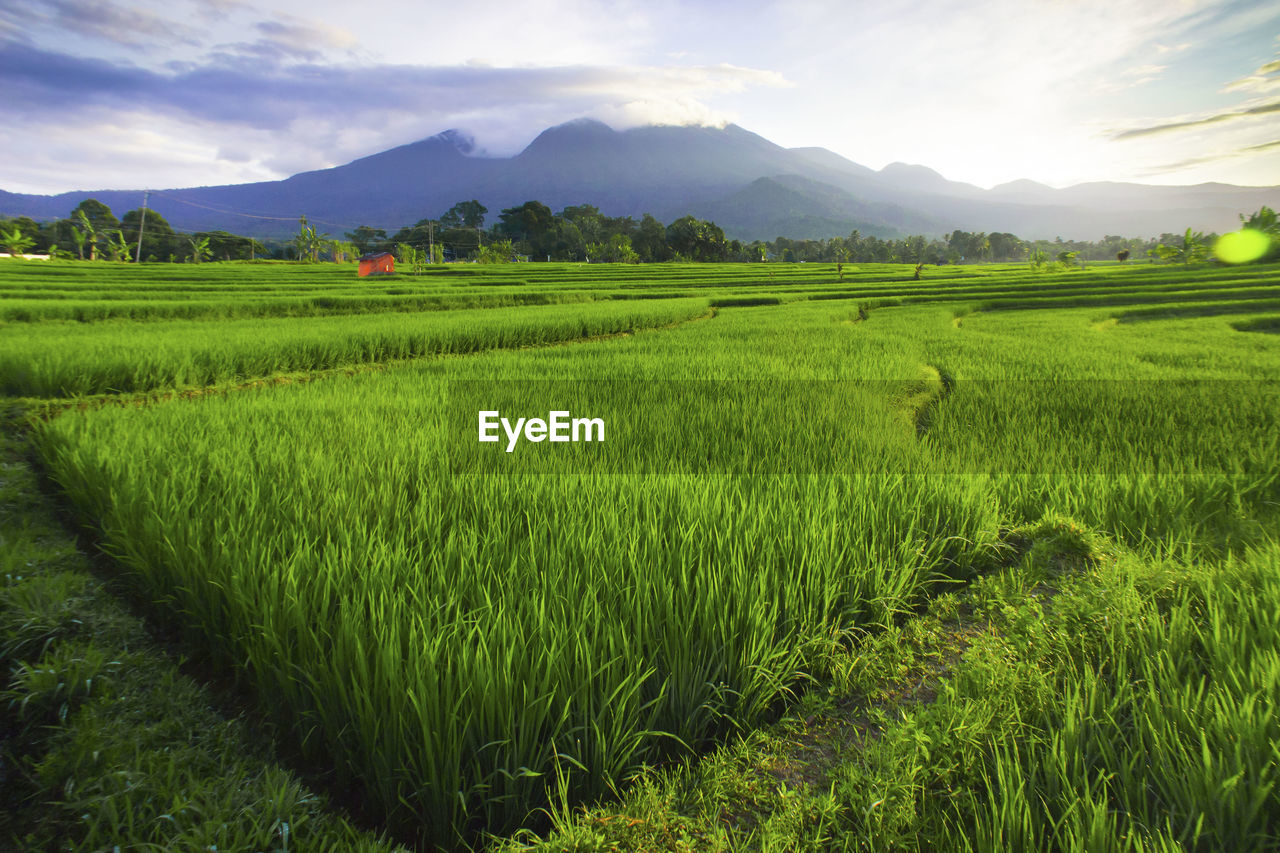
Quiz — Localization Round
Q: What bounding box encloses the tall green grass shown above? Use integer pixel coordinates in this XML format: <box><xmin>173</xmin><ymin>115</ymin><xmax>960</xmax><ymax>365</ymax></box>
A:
<box><xmin>0</xmin><ymin>298</ymin><xmax>708</xmax><ymax>396</ymax></box>
<box><xmin>23</xmin><ymin>262</ymin><xmax>1280</xmax><ymax>848</ymax></box>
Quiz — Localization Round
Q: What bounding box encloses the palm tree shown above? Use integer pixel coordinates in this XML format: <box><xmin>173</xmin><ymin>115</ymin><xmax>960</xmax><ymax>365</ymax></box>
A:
<box><xmin>295</xmin><ymin>216</ymin><xmax>330</xmax><ymax>262</ymax></box>
<box><xmin>70</xmin><ymin>227</ymin><xmax>87</xmax><ymax>260</ymax></box>
<box><xmin>2</xmin><ymin>226</ymin><xmax>35</xmax><ymax>256</ymax></box>
<box><xmin>75</xmin><ymin>210</ymin><xmax>98</xmax><ymax>260</ymax></box>
<box><xmin>188</xmin><ymin>235</ymin><xmax>212</xmax><ymax>264</ymax></box>
<box><xmin>105</xmin><ymin>230</ymin><xmax>131</xmax><ymax>262</ymax></box>
<box><xmin>1241</xmin><ymin>205</ymin><xmax>1278</xmax><ymax>237</ymax></box>
<box><xmin>1155</xmin><ymin>228</ymin><xmax>1210</xmax><ymax>265</ymax></box>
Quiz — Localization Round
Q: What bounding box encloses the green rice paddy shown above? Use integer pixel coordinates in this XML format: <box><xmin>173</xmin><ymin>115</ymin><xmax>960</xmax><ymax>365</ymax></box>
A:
<box><xmin>4</xmin><ymin>256</ymin><xmax>1278</xmax><ymax>850</ymax></box>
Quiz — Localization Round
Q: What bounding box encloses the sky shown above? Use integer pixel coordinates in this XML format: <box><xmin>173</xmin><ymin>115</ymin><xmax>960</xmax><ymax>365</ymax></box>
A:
<box><xmin>1</xmin><ymin>0</ymin><xmax>1279</xmax><ymax>195</ymax></box>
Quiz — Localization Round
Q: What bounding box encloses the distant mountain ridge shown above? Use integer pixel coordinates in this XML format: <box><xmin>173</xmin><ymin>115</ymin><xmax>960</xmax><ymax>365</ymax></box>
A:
<box><xmin>2</xmin><ymin>119</ymin><xmax>1276</xmax><ymax>241</ymax></box>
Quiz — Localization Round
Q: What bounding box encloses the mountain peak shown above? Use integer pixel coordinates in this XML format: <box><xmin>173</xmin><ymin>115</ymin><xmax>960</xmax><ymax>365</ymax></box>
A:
<box><xmin>428</xmin><ymin>128</ymin><xmax>478</xmax><ymax>155</ymax></box>
<box><xmin>879</xmin><ymin>162</ymin><xmax>946</xmax><ymax>181</ymax></box>
<box><xmin>991</xmin><ymin>178</ymin><xmax>1051</xmax><ymax>190</ymax></box>
<box><xmin>541</xmin><ymin>117</ymin><xmax>617</xmax><ymax>136</ymax></box>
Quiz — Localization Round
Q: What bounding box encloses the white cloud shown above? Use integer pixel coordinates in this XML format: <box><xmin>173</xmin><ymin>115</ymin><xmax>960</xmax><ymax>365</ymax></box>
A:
<box><xmin>3</xmin><ymin>0</ymin><xmax>1280</xmax><ymax>193</ymax></box>
<box><xmin>0</xmin><ymin>50</ymin><xmax>791</xmax><ymax>191</ymax></box>
<box><xmin>592</xmin><ymin>98</ymin><xmax>732</xmax><ymax>130</ymax></box>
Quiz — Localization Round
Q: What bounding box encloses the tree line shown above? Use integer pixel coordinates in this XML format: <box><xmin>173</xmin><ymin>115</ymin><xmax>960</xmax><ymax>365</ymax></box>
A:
<box><xmin>3</xmin><ymin>198</ymin><xmax>1277</xmax><ymax>267</ymax></box>
<box><xmin>0</xmin><ymin>199</ymin><xmax>266</xmax><ymax>262</ymax></box>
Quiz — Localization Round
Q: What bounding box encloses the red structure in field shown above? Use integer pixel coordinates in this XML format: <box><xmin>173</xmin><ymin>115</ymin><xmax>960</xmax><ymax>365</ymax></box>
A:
<box><xmin>357</xmin><ymin>252</ymin><xmax>395</xmax><ymax>277</ymax></box>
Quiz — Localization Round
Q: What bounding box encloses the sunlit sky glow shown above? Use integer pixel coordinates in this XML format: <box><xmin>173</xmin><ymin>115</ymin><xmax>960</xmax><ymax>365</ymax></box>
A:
<box><xmin>2</xmin><ymin>0</ymin><xmax>1278</xmax><ymax>195</ymax></box>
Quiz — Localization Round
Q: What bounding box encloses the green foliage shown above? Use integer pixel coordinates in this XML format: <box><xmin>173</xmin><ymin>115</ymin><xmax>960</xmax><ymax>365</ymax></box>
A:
<box><xmin>1154</xmin><ymin>227</ymin><xmax>1211</xmax><ymax>265</ymax></box>
<box><xmin>497</xmin><ymin>200</ymin><xmax>555</xmax><ymax>243</ymax></box>
<box><xmin>440</xmin><ymin>199</ymin><xmax>487</xmax><ymax>230</ymax></box>
<box><xmin>347</xmin><ymin>224</ymin><xmax>390</xmax><ymax>255</ymax></box>
<box><xmin>6</xmin><ymin>258</ymin><xmax>1280</xmax><ymax>849</ymax></box>
<box><xmin>68</xmin><ymin>226</ymin><xmax>87</xmax><ymax>261</ymax></box>
<box><xmin>0</xmin><ymin>422</ymin><xmax>406</xmax><ymax>852</ymax></box>
<box><xmin>666</xmin><ymin>215</ymin><xmax>728</xmax><ymax>261</ymax></box>
<box><xmin>104</xmin><ymin>230</ymin><xmax>130</xmax><ymax>263</ymax></box>
<box><xmin>395</xmin><ymin>241</ymin><xmax>421</xmax><ymax>272</ymax></box>
<box><xmin>476</xmin><ymin>238</ymin><xmax>515</xmax><ymax>263</ymax></box>
<box><xmin>2</xmin><ymin>226</ymin><xmax>35</xmax><ymax>256</ymax></box>
<box><xmin>1</xmin><ymin>295</ymin><xmax>709</xmax><ymax>395</ymax></box>
<box><xmin>69</xmin><ymin>199</ymin><xmax>119</xmax><ymax>236</ymax></box>
<box><xmin>193</xmin><ymin>230</ymin><xmax>261</xmax><ymax>261</ymax></box>
<box><xmin>74</xmin><ymin>210</ymin><xmax>98</xmax><ymax>261</ymax></box>
<box><xmin>121</xmin><ymin>208</ymin><xmax>177</xmax><ymax>260</ymax></box>
<box><xmin>187</xmin><ymin>235</ymin><xmax>211</xmax><ymax>264</ymax></box>
<box><xmin>329</xmin><ymin>240</ymin><xmax>356</xmax><ymax>264</ymax></box>
<box><xmin>293</xmin><ymin>215</ymin><xmax>329</xmax><ymax>262</ymax></box>
<box><xmin>1241</xmin><ymin>205</ymin><xmax>1279</xmax><ymax>237</ymax></box>
<box><xmin>1237</xmin><ymin>206</ymin><xmax>1280</xmax><ymax>262</ymax></box>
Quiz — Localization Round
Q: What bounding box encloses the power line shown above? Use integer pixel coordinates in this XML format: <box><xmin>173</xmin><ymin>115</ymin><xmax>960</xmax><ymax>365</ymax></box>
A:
<box><xmin>147</xmin><ymin>190</ymin><xmax>470</xmax><ymax>236</ymax></box>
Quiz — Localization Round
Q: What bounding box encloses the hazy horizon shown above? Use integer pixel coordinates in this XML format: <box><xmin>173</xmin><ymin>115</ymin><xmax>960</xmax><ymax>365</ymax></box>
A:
<box><xmin>2</xmin><ymin>0</ymin><xmax>1278</xmax><ymax>196</ymax></box>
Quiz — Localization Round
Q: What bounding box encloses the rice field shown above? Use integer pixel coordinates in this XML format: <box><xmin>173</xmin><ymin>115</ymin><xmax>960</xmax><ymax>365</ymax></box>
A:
<box><xmin>5</xmin><ymin>256</ymin><xmax>1279</xmax><ymax>850</ymax></box>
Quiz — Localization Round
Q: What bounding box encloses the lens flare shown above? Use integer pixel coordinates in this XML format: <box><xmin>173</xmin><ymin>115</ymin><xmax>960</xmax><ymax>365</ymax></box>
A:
<box><xmin>1214</xmin><ymin>229</ymin><xmax>1272</xmax><ymax>265</ymax></box>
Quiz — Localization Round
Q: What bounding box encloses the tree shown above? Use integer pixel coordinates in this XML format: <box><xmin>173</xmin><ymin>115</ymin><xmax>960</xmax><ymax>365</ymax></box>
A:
<box><xmin>194</xmin><ymin>231</ymin><xmax>261</xmax><ymax>261</ymax></box>
<box><xmin>2</xmin><ymin>226</ymin><xmax>35</xmax><ymax>256</ymax></box>
<box><xmin>0</xmin><ymin>216</ymin><xmax>45</xmax><ymax>252</ymax></box>
<box><xmin>475</xmin><ymin>239</ymin><xmax>514</xmax><ymax>264</ymax></box>
<box><xmin>346</xmin><ymin>225</ymin><xmax>389</xmax><ymax>255</ymax></box>
<box><xmin>1238</xmin><ymin>206</ymin><xmax>1280</xmax><ymax>261</ymax></box>
<box><xmin>988</xmin><ymin>232</ymin><xmax>1022</xmax><ymax>261</ymax></box>
<box><xmin>396</xmin><ymin>242</ymin><xmax>424</xmax><ymax>273</ymax></box>
<box><xmin>1154</xmin><ymin>228</ymin><xmax>1210</xmax><ymax>266</ymax></box>
<box><xmin>440</xmin><ymin>200</ymin><xmax>487</xmax><ymax>230</ymax></box>
<box><xmin>666</xmin><ymin>216</ymin><xmax>727</xmax><ymax>261</ymax></box>
<box><xmin>1241</xmin><ymin>205</ymin><xmax>1279</xmax><ymax>237</ymax></box>
<box><xmin>544</xmin><ymin>219</ymin><xmax>586</xmax><ymax>261</ymax></box>
<box><xmin>330</xmin><ymin>240</ymin><xmax>357</xmax><ymax>264</ymax></box>
<box><xmin>187</xmin><ymin>235</ymin><xmax>212</xmax><ymax>263</ymax></box>
<box><xmin>1117</xmin><ymin>249</ymin><xmax>1130</xmax><ymax>262</ymax></box>
<box><xmin>105</xmin><ymin>230</ymin><xmax>131</xmax><ymax>262</ymax></box>
<box><xmin>497</xmin><ymin>201</ymin><xmax>555</xmax><ymax>245</ymax></box>
<box><xmin>559</xmin><ymin>204</ymin><xmax>604</xmax><ymax>244</ymax></box>
<box><xmin>70</xmin><ymin>199</ymin><xmax>119</xmax><ymax>235</ymax></box>
<box><xmin>437</xmin><ymin>205</ymin><xmax>486</xmax><ymax>258</ymax></box>
<box><xmin>834</xmin><ymin>244</ymin><xmax>848</xmax><ymax>279</ymax></box>
<box><xmin>633</xmin><ymin>214</ymin><xmax>670</xmax><ymax>262</ymax></box>
<box><xmin>69</xmin><ymin>225</ymin><xmax>88</xmax><ymax>260</ymax></box>
<box><xmin>122</xmin><ymin>208</ymin><xmax>176</xmax><ymax>260</ymax></box>
<box><xmin>903</xmin><ymin>235</ymin><xmax>928</xmax><ymax>264</ymax></box>
<box><xmin>75</xmin><ymin>209</ymin><xmax>104</xmax><ymax>261</ymax></box>
<box><xmin>591</xmin><ymin>234</ymin><xmax>639</xmax><ymax>263</ymax></box>
<box><xmin>386</xmin><ymin>219</ymin><xmax>439</xmax><ymax>258</ymax></box>
<box><xmin>294</xmin><ymin>215</ymin><xmax>329</xmax><ymax>262</ymax></box>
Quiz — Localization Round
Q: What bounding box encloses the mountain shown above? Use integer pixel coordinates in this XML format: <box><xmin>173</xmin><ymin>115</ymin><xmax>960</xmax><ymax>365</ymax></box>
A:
<box><xmin>2</xmin><ymin>119</ymin><xmax>1277</xmax><ymax>241</ymax></box>
<box><xmin>684</xmin><ymin>175</ymin><xmax>944</xmax><ymax>241</ymax></box>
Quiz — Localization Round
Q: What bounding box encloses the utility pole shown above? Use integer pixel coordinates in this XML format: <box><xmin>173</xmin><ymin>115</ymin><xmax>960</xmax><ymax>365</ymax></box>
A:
<box><xmin>134</xmin><ymin>190</ymin><xmax>150</xmax><ymax>263</ymax></box>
